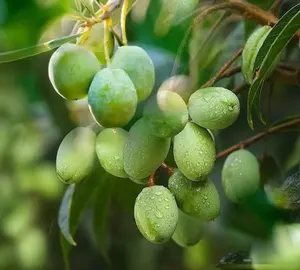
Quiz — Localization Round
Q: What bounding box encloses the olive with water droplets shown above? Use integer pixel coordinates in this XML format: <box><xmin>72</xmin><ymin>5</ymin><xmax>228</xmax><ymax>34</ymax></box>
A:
<box><xmin>173</xmin><ymin>122</ymin><xmax>216</xmax><ymax>181</ymax></box>
<box><xmin>222</xmin><ymin>149</ymin><xmax>260</xmax><ymax>203</ymax></box>
<box><xmin>96</xmin><ymin>128</ymin><xmax>128</xmax><ymax>178</ymax></box>
<box><xmin>134</xmin><ymin>185</ymin><xmax>178</xmax><ymax>244</ymax></box>
<box><xmin>168</xmin><ymin>169</ymin><xmax>220</xmax><ymax>221</ymax></box>
<box><xmin>188</xmin><ymin>87</ymin><xmax>240</xmax><ymax>130</ymax></box>
<box><xmin>124</xmin><ymin>118</ymin><xmax>171</xmax><ymax>180</ymax></box>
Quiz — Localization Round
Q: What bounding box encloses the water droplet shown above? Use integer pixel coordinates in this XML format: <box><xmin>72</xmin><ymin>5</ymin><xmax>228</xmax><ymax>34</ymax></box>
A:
<box><xmin>151</xmin><ymin>196</ymin><xmax>155</xmax><ymax>200</ymax></box>
<box><xmin>164</xmin><ymin>198</ymin><xmax>169</xmax><ymax>202</ymax></box>
<box><xmin>155</xmin><ymin>211</ymin><xmax>163</xmax><ymax>219</ymax></box>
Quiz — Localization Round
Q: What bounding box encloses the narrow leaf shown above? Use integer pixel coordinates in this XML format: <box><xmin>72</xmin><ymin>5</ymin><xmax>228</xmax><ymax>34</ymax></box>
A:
<box><xmin>59</xmin><ymin>166</ymin><xmax>102</xmax><ymax>270</ymax></box>
<box><xmin>0</xmin><ymin>33</ymin><xmax>81</xmax><ymax>64</ymax></box>
<box><xmin>247</xmin><ymin>3</ymin><xmax>300</xmax><ymax>128</ymax></box>
<box><xmin>59</xmin><ymin>184</ymin><xmax>77</xmax><ymax>246</ymax></box>
<box><xmin>93</xmin><ymin>175</ymin><xmax>116</xmax><ymax>263</ymax></box>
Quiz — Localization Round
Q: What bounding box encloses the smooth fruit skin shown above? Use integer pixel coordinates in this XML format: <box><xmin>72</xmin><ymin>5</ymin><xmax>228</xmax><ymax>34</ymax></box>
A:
<box><xmin>188</xmin><ymin>87</ymin><xmax>240</xmax><ymax>130</ymax></box>
<box><xmin>172</xmin><ymin>209</ymin><xmax>205</xmax><ymax>247</ymax></box>
<box><xmin>124</xmin><ymin>118</ymin><xmax>171</xmax><ymax>179</ymax></box>
<box><xmin>222</xmin><ymin>149</ymin><xmax>260</xmax><ymax>203</ymax></box>
<box><xmin>143</xmin><ymin>90</ymin><xmax>188</xmax><ymax>138</ymax></box>
<box><xmin>158</xmin><ymin>75</ymin><xmax>193</xmax><ymax>103</ymax></box>
<box><xmin>134</xmin><ymin>185</ymin><xmax>178</xmax><ymax>244</ymax></box>
<box><xmin>48</xmin><ymin>43</ymin><xmax>100</xmax><ymax>100</ymax></box>
<box><xmin>173</xmin><ymin>122</ymin><xmax>216</xmax><ymax>181</ymax></box>
<box><xmin>242</xmin><ymin>26</ymin><xmax>272</xmax><ymax>84</ymax></box>
<box><xmin>96</xmin><ymin>128</ymin><xmax>128</xmax><ymax>178</ymax></box>
<box><xmin>168</xmin><ymin>169</ymin><xmax>220</xmax><ymax>221</ymax></box>
<box><xmin>111</xmin><ymin>46</ymin><xmax>155</xmax><ymax>102</ymax></box>
<box><xmin>88</xmin><ymin>68</ymin><xmax>138</xmax><ymax>127</ymax></box>
<box><xmin>78</xmin><ymin>23</ymin><xmax>114</xmax><ymax>65</ymax></box>
<box><xmin>56</xmin><ymin>127</ymin><xmax>96</xmax><ymax>184</ymax></box>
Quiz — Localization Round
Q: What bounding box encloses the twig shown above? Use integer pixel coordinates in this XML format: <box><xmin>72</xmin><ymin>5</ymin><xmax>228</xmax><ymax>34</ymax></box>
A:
<box><xmin>233</xmin><ymin>82</ymin><xmax>248</xmax><ymax>94</ymax></box>
<box><xmin>269</xmin><ymin>0</ymin><xmax>282</xmax><ymax>15</ymax></box>
<box><xmin>217</xmin><ymin>66</ymin><xmax>242</xmax><ymax>80</ymax></box>
<box><xmin>216</xmin><ymin>118</ymin><xmax>300</xmax><ymax>159</ymax></box>
<box><xmin>201</xmin><ymin>48</ymin><xmax>243</xmax><ymax>88</ymax></box>
<box><xmin>147</xmin><ymin>172</ymin><xmax>155</xmax><ymax>186</ymax></box>
<box><xmin>161</xmin><ymin>162</ymin><xmax>175</xmax><ymax>175</ymax></box>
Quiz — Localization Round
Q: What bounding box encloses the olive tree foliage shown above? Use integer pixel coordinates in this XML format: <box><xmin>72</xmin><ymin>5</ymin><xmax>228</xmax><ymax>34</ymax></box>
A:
<box><xmin>1</xmin><ymin>0</ymin><xmax>300</xmax><ymax>269</ymax></box>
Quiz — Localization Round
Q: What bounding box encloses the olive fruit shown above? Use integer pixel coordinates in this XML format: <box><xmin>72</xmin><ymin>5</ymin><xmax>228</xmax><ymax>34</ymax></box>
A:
<box><xmin>188</xmin><ymin>87</ymin><xmax>240</xmax><ymax>130</ymax></box>
<box><xmin>111</xmin><ymin>46</ymin><xmax>155</xmax><ymax>101</ymax></box>
<box><xmin>78</xmin><ymin>23</ymin><xmax>114</xmax><ymax>65</ymax></box>
<box><xmin>168</xmin><ymin>169</ymin><xmax>220</xmax><ymax>221</ymax></box>
<box><xmin>48</xmin><ymin>43</ymin><xmax>100</xmax><ymax>100</ymax></box>
<box><xmin>124</xmin><ymin>118</ymin><xmax>171</xmax><ymax>179</ymax></box>
<box><xmin>129</xmin><ymin>176</ymin><xmax>149</xmax><ymax>185</ymax></box>
<box><xmin>134</xmin><ymin>185</ymin><xmax>178</xmax><ymax>244</ymax></box>
<box><xmin>143</xmin><ymin>90</ymin><xmax>188</xmax><ymax>138</ymax></box>
<box><xmin>173</xmin><ymin>122</ymin><xmax>216</xmax><ymax>181</ymax></box>
<box><xmin>158</xmin><ymin>75</ymin><xmax>193</xmax><ymax>103</ymax></box>
<box><xmin>172</xmin><ymin>209</ymin><xmax>205</xmax><ymax>247</ymax></box>
<box><xmin>242</xmin><ymin>26</ymin><xmax>272</xmax><ymax>84</ymax></box>
<box><xmin>251</xmin><ymin>223</ymin><xmax>300</xmax><ymax>270</ymax></box>
<box><xmin>222</xmin><ymin>149</ymin><xmax>260</xmax><ymax>203</ymax></box>
<box><xmin>88</xmin><ymin>68</ymin><xmax>138</xmax><ymax>127</ymax></box>
<box><xmin>56</xmin><ymin>127</ymin><xmax>96</xmax><ymax>184</ymax></box>
<box><xmin>96</xmin><ymin>128</ymin><xmax>128</xmax><ymax>178</ymax></box>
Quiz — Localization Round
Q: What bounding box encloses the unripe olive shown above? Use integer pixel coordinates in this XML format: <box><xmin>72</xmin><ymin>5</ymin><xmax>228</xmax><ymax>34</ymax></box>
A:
<box><xmin>96</xmin><ymin>128</ymin><xmax>128</xmax><ymax>178</ymax></box>
<box><xmin>158</xmin><ymin>75</ymin><xmax>193</xmax><ymax>103</ymax></box>
<box><xmin>56</xmin><ymin>127</ymin><xmax>96</xmax><ymax>184</ymax></box>
<box><xmin>111</xmin><ymin>46</ymin><xmax>155</xmax><ymax>102</ymax></box>
<box><xmin>88</xmin><ymin>68</ymin><xmax>138</xmax><ymax>127</ymax></box>
<box><xmin>172</xmin><ymin>209</ymin><xmax>205</xmax><ymax>247</ymax></box>
<box><xmin>143</xmin><ymin>90</ymin><xmax>188</xmax><ymax>138</ymax></box>
<box><xmin>48</xmin><ymin>43</ymin><xmax>100</xmax><ymax>100</ymax></box>
<box><xmin>173</xmin><ymin>122</ymin><xmax>216</xmax><ymax>181</ymax></box>
<box><xmin>188</xmin><ymin>87</ymin><xmax>240</xmax><ymax>130</ymax></box>
<box><xmin>134</xmin><ymin>185</ymin><xmax>178</xmax><ymax>244</ymax></box>
<box><xmin>130</xmin><ymin>176</ymin><xmax>149</xmax><ymax>185</ymax></box>
<box><xmin>222</xmin><ymin>149</ymin><xmax>260</xmax><ymax>203</ymax></box>
<box><xmin>78</xmin><ymin>23</ymin><xmax>114</xmax><ymax>65</ymax></box>
<box><xmin>242</xmin><ymin>26</ymin><xmax>272</xmax><ymax>84</ymax></box>
<box><xmin>124</xmin><ymin>118</ymin><xmax>171</xmax><ymax>179</ymax></box>
<box><xmin>168</xmin><ymin>169</ymin><xmax>220</xmax><ymax>221</ymax></box>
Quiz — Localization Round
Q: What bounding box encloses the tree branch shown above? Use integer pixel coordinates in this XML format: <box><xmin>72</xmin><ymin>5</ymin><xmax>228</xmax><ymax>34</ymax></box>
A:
<box><xmin>216</xmin><ymin>118</ymin><xmax>300</xmax><ymax>159</ymax></box>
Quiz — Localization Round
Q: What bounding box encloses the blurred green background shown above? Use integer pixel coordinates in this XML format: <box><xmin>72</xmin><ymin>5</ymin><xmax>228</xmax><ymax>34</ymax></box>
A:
<box><xmin>1</xmin><ymin>0</ymin><xmax>300</xmax><ymax>269</ymax></box>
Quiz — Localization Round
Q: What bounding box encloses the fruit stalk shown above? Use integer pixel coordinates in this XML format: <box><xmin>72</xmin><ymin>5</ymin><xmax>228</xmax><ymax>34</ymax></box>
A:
<box><xmin>121</xmin><ymin>0</ymin><xmax>129</xmax><ymax>45</ymax></box>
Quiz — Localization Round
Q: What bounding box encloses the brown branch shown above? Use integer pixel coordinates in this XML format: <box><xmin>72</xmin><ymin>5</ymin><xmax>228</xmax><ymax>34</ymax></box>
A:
<box><xmin>218</xmin><ymin>66</ymin><xmax>242</xmax><ymax>80</ymax></box>
<box><xmin>161</xmin><ymin>162</ymin><xmax>175</xmax><ymax>175</ymax></box>
<box><xmin>233</xmin><ymin>82</ymin><xmax>248</xmax><ymax>94</ymax></box>
<box><xmin>201</xmin><ymin>48</ymin><xmax>243</xmax><ymax>88</ymax></box>
<box><xmin>216</xmin><ymin>118</ymin><xmax>300</xmax><ymax>159</ymax></box>
<box><xmin>147</xmin><ymin>172</ymin><xmax>155</xmax><ymax>186</ymax></box>
<box><xmin>269</xmin><ymin>0</ymin><xmax>282</xmax><ymax>15</ymax></box>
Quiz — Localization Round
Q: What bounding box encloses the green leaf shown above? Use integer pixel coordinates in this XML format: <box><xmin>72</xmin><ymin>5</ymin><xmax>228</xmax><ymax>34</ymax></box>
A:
<box><xmin>247</xmin><ymin>3</ymin><xmax>300</xmax><ymax>129</ymax></box>
<box><xmin>93</xmin><ymin>174</ymin><xmax>117</xmax><ymax>263</ymax></box>
<box><xmin>0</xmin><ymin>33</ymin><xmax>81</xmax><ymax>64</ymax></box>
<box><xmin>59</xmin><ymin>166</ymin><xmax>102</xmax><ymax>270</ymax></box>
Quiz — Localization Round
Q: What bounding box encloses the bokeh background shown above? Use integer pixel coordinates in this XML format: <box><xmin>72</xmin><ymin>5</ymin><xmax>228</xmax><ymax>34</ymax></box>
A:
<box><xmin>0</xmin><ymin>0</ymin><xmax>300</xmax><ymax>269</ymax></box>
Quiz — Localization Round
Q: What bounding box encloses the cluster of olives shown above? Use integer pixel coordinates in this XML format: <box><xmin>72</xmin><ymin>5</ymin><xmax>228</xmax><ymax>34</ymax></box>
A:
<box><xmin>51</xmin><ymin>21</ymin><xmax>263</xmax><ymax>246</ymax></box>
